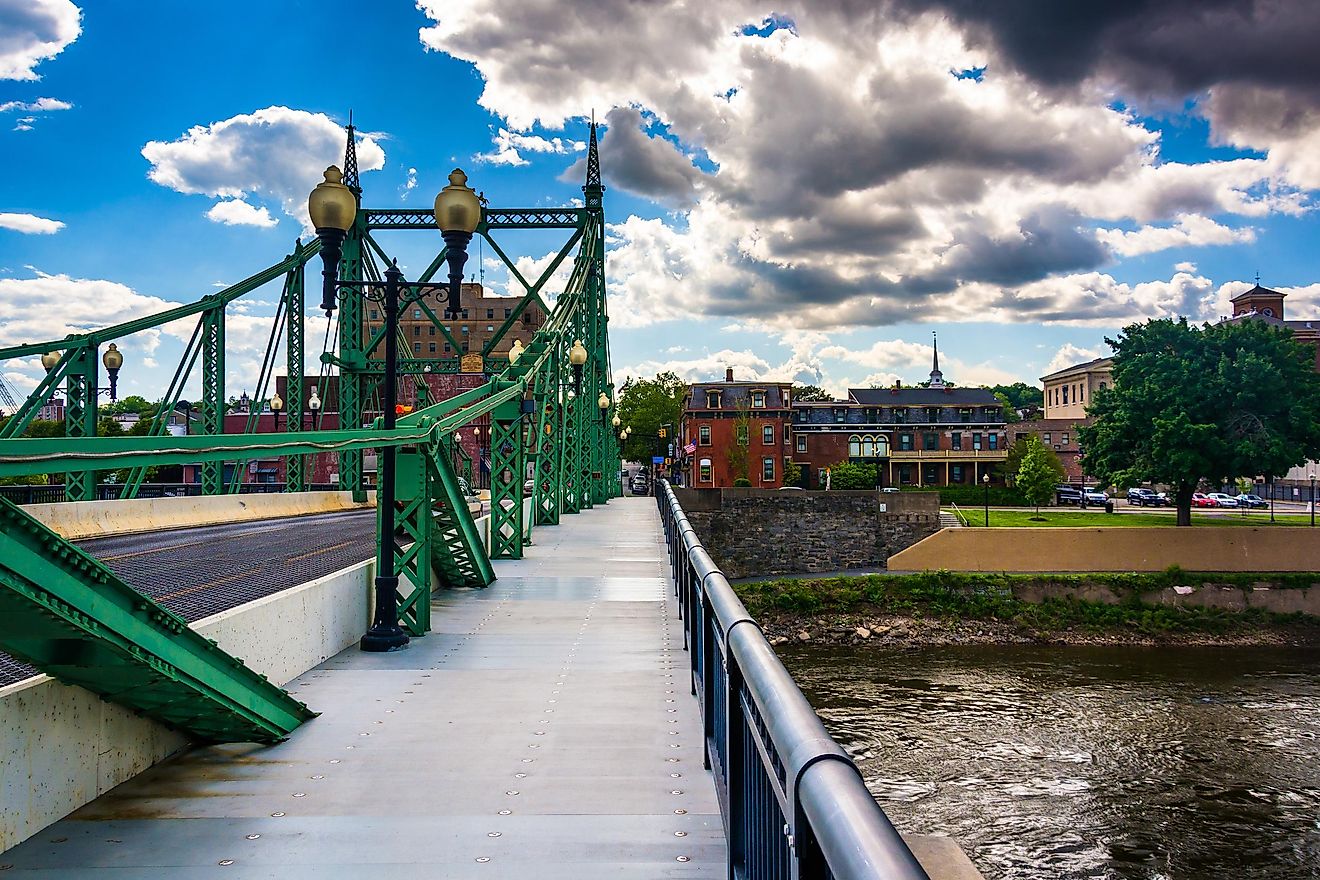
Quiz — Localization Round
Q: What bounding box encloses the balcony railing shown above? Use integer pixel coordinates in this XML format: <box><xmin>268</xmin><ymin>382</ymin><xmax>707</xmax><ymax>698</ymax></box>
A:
<box><xmin>888</xmin><ymin>449</ymin><xmax>1007</xmax><ymax>461</ymax></box>
<box><xmin>657</xmin><ymin>481</ymin><xmax>930</xmax><ymax>880</ymax></box>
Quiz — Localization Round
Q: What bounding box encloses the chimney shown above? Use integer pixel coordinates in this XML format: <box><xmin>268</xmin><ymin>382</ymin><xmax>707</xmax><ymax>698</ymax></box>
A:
<box><xmin>725</xmin><ymin>367</ymin><xmax>734</xmax><ymax>382</ymax></box>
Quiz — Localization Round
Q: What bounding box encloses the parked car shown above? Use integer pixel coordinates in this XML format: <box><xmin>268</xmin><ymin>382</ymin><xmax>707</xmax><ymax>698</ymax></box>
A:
<box><xmin>1081</xmin><ymin>488</ymin><xmax>1109</xmax><ymax>506</ymax></box>
<box><xmin>1207</xmin><ymin>492</ymin><xmax>1239</xmax><ymax>508</ymax></box>
<box><xmin>1236</xmin><ymin>493</ymin><xmax>1268</xmax><ymax>509</ymax></box>
<box><xmin>1055</xmin><ymin>485</ymin><xmax>1082</xmax><ymax>505</ymax></box>
<box><xmin>1191</xmin><ymin>492</ymin><xmax>1216</xmax><ymax>508</ymax></box>
<box><xmin>630</xmin><ymin>475</ymin><xmax>649</xmax><ymax>495</ymax></box>
<box><xmin>1127</xmin><ymin>487</ymin><xmax>1165</xmax><ymax>507</ymax></box>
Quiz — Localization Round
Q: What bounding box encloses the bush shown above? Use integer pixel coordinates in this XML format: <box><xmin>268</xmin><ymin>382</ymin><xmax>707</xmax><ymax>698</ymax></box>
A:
<box><xmin>902</xmin><ymin>485</ymin><xmax>1030</xmax><ymax>506</ymax></box>
<box><xmin>733</xmin><ymin>477</ymin><xmax>752</xmax><ymax>487</ymax></box>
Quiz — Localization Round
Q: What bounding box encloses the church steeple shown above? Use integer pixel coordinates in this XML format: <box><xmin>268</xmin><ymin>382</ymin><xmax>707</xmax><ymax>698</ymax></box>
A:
<box><xmin>582</xmin><ymin>111</ymin><xmax>603</xmax><ymax>209</ymax></box>
<box><xmin>341</xmin><ymin>111</ymin><xmax>361</xmax><ymax>199</ymax></box>
<box><xmin>928</xmin><ymin>331</ymin><xmax>945</xmax><ymax>388</ymax></box>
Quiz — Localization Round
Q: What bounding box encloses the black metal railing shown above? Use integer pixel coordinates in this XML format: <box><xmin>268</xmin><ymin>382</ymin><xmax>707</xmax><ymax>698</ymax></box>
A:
<box><xmin>656</xmin><ymin>480</ymin><xmax>930</xmax><ymax>880</ymax></box>
<box><xmin>0</xmin><ymin>483</ymin><xmax>342</xmax><ymax>504</ymax></box>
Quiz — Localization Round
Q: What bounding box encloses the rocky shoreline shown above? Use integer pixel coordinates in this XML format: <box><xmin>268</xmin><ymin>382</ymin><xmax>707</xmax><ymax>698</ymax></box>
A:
<box><xmin>759</xmin><ymin>609</ymin><xmax>1320</xmax><ymax>649</ymax></box>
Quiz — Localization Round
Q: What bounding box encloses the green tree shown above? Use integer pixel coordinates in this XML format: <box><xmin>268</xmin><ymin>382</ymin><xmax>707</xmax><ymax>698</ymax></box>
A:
<box><xmin>1078</xmin><ymin>318</ymin><xmax>1320</xmax><ymax>526</ymax></box>
<box><xmin>828</xmin><ymin>460</ymin><xmax>878</xmax><ymax>489</ymax></box>
<box><xmin>616</xmin><ymin>372</ymin><xmax>687</xmax><ymax>463</ymax></box>
<box><xmin>726</xmin><ymin>401</ymin><xmax>751</xmax><ymax>483</ymax></box>
<box><xmin>983</xmin><ymin>382</ymin><xmax>1041</xmax><ymax>421</ymax></box>
<box><xmin>792</xmin><ymin>384</ymin><xmax>833</xmax><ymax>401</ymax></box>
<box><xmin>101</xmin><ymin>395</ymin><xmax>155</xmax><ymax>416</ymax></box>
<box><xmin>1015</xmin><ymin>436</ymin><xmax>1065</xmax><ymax>519</ymax></box>
<box><xmin>783</xmin><ymin>460</ymin><xmax>803</xmax><ymax>487</ymax></box>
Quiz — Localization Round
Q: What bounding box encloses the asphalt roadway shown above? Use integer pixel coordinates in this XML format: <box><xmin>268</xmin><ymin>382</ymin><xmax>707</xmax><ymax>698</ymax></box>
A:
<box><xmin>0</xmin><ymin>509</ymin><xmax>377</xmax><ymax>688</ymax></box>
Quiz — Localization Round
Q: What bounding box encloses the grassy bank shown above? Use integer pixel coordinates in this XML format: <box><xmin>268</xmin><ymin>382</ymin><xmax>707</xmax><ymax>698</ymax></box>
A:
<box><xmin>950</xmin><ymin>509</ymin><xmax>1311</xmax><ymax>528</ymax></box>
<box><xmin>734</xmin><ymin>570</ymin><xmax>1319</xmax><ymax>646</ymax></box>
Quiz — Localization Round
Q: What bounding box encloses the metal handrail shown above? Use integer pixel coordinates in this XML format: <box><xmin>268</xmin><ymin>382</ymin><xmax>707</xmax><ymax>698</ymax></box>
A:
<box><xmin>948</xmin><ymin>502</ymin><xmax>970</xmax><ymax>527</ymax></box>
<box><xmin>656</xmin><ymin>480</ymin><xmax>930</xmax><ymax>880</ymax></box>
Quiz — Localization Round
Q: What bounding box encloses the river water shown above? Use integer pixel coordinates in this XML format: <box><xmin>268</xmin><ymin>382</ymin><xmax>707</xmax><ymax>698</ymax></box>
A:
<box><xmin>779</xmin><ymin>645</ymin><xmax>1320</xmax><ymax>879</ymax></box>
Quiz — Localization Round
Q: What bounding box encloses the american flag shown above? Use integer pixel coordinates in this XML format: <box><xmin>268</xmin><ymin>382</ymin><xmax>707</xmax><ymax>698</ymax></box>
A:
<box><xmin>683</xmin><ymin>441</ymin><xmax>697</xmax><ymax>455</ymax></box>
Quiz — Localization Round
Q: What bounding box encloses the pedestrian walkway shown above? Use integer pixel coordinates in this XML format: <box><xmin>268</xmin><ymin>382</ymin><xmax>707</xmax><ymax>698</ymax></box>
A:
<box><xmin>0</xmin><ymin>497</ymin><xmax>725</xmax><ymax>877</ymax></box>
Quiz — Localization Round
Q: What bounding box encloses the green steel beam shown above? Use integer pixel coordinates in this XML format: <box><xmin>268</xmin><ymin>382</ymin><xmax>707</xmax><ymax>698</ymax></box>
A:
<box><xmin>286</xmin><ymin>260</ymin><xmax>307</xmax><ymax>493</ymax></box>
<box><xmin>488</xmin><ymin>400</ymin><xmax>525</xmax><ymax>559</ymax></box>
<box><xmin>200</xmin><ymin>307</ymin><xmax>225</xmax><ymax>495</ymax></box>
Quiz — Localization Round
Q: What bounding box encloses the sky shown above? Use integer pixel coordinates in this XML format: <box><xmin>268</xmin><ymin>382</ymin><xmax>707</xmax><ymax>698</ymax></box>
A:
<box><xmin>2</xmin><ymin>0</ymin><xmax>1319</xmax><ymax>402</ymax></box>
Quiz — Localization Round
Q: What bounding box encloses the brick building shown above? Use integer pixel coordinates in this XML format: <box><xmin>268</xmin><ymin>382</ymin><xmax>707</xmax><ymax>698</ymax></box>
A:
<box><xmin>1012</xmin><ymin>356</ymin><xmax>1113</xmax><ymax>483</ymax></box>
<box><xmin>364</xmin><ymin>282</ymin><xmax>546</xmax><ymax>363</ymax></box>
<box><xmin>678</xmin><ymin>369</ymin><xmax>794</xmax><ymax>488</ymax></box>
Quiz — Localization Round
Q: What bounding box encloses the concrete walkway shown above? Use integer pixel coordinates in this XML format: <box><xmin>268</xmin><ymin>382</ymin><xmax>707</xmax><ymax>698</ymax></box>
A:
<box><xmin>0</xmin><ymin>496</ymin><xmax>724</xmax><ymax>877</ymax></box>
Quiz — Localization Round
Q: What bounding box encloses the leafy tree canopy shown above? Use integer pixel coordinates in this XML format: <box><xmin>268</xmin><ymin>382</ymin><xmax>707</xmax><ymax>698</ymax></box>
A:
<box><xmin>1015</xmin><ymin>435</ymin><xmax>1065</xmax><ymax>515</ymax></box>
<box><xmin>616</xmin><ymin>371</ymin><xmax>687</xmax><ymax>464</ymax></box>
<box><xmin>827</xmin><ymin>460</ymin><xmax>877</xmax><ymax>490</ymax></box>
<box><xmin>1078</xmin><ymin>317</ymin><xmax>1320</xmax><ymax>525</ymax></box>
<box><xmin>101</xmin><ymin>395</ymin><xmax>156</xmax><ymax>416</ymax></box>
<box><xmin>982</xmin><ymin>382</ymin><xmax>1041</xmax><ymax>421</ymax></box>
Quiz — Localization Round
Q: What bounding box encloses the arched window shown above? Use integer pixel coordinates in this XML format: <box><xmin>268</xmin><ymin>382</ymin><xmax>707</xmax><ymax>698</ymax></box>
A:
<box><xmin>848</xmin><ymin>435</ymin><xmax>861</xmax><ymax>457</ymax></box>
<box><xmin>860</xmin><ymin>435</ymin><xmax>876</xmax><ymax>458</ymax></box>
<box><xmin>876</xmin><ymin>435</ymin><xmax>890</xmax><ymax>457</ymax></box>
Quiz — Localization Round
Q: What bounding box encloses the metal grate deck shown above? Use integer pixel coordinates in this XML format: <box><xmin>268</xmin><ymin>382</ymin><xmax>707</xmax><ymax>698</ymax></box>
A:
<box><xmin>0</xmin><ymin>509</ymin><xmax>376</xmax><ymax>688</ymax></box>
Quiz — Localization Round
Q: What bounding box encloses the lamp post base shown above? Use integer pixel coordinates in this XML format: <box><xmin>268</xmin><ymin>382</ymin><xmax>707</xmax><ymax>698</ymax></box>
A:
<box><xmin>360</xmin><ymin>575</ymin><xmax>410</xmax><ymax>652</ymax></box>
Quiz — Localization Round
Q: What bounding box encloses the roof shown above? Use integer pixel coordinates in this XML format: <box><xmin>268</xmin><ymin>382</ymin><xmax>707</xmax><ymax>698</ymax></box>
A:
<box><xmin>847</xmin><ymin>386</ymin><xmax>1001</xmax><ymax>406</ymax></box>
<box><xmin>687</xmin><ymin>383</ymin><xmax>790</xmax><ymax>409</ymax></box>
<box><xmin>1230</xmin><ymin>284</ymin><xmax>1285</xmax><ymax>303</ymax></box>
<box><xmin>1039</xmin><ymin>356</ymin><xmax>1112</xmax><ymax>382</ymax></box>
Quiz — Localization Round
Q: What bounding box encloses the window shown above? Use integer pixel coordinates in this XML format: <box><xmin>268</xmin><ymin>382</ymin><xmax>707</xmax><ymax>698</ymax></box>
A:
<box><xmin>486</xmin><ymin>325</ymin><xmax>494</xmax><ymax>332</ymax></box>
<box><xmin>1078</xmin><ymin>384</ymin><xmax>1084</xmax><ymax>402</ymax></box>
<box><xmin>762</xmin><ymin>424</ymin><xmax>774</xmax><ymax>445</ymax></box>
<box><xmin>923</xmin><ymin>465</ymin><xmax>938</xmax><ymax>485</ymax></box>
<box><xmin>899</xmin><ymin>465</ymin><xmax>912</xmax><ymax>484</ymax></box>
<box><xmin>762</xmin><ymin>457</ymin><xmax>775</xmax><ymax>481</ymax></box>
<box><xmin>833</xmin><ymin>407</ymin><xmax>846</xmax><ymax>422</ymax></box>
<box><xmin>413</xmin><ymin>309</ymin><xmax>422</xmax><ymax>319</ymax></box>
<box><xmin>1098</xmin><ymin>381</ymin><xmax>1107</xmax><ymax>391</ymax></box>
<box><xmin>894</xmin><ymin>408</ymin><xmax>907</xmax><ymax>423</ymax></box>
<box><xmin>706</xmin><ymin>391</ymin><xmax>720</xmax><ymax>408</ymax></box>
<box><xmin>899</xmin><ymin>433</ymin><xmax>913</xmax><ymax>451</ymax></box>
<box><xmin>951</xmin><ymin>432</ymin><xmax>962</xmax><ymax>450</ymax></box>
<box><xmin>444</xmin><ymin>342</ymin><xmax>451</xmax><ymax>353</ymax></box>
<box><xmin>369</xmin><ymin>309</ymin><xmax>378</xmax><ymax>320</ymax></box>
<box><xmin>699</xmin><ymin>425</ymin><xmax>711</xmax><ymax>445</ymax></box>
<box><xmin>848</xmin><ymin>434</ymin><xmax>861</xmax><ymax>457</ymax></box>
<box><xmin>1062</xmin><ymin>386</ymin><xmax>1069</xmax><ymax>405</ymax></box>
<box><xmin>861</xmin><ymin>435</ymin><xmax>877</xmax><ymax>458</ymax></box>
<box><xmin>926</xmin><ymin>407</ymin><xmax>939</xmax><ymax>422</ymax></box>
<box><xmin>959</xmin><ymin>407</ymin><xmax>972</xmax><ymax>421</ymax></box>
<box><xmin>699</xmin><ymin>459</ymin><xmax>712</xmax><ymax>482</ymax></box>
<box><xmin>952</xmin><ymin>464</ymin><xmax>963</xmax><ymax>483</ymax></box>
<box><xmin>1043</xmin><ymin>432</ymin><xmax>1051</xmax><ymax>444</ymax></box>
<box><xmin>972</xmin><ymin>432</ymin><xmax>982</xmax><ymax>451</ymax></box>
<box><xmin>413</xmin><ymin>326</ymin><xmax>421</xmax><ymax>337</ymax></box>
<box><xmin>461</xmin><ymin>310</ymin><xmax>469</xmax><ymax>319</ymax></box>
<box><xmin>461</xmin><ymin>342</ymin><xmax>469</xmax><ymax>353</ymax></box>
<box><xmin>1061</xmin><ymin>432</ymin><xmax>1069</xmax><ymax>445</ymax></box>
<box><xmin>796</xmin><ymin>435</ymin><xmax>807</xmax><ymax>453</ymax></box>
<box><xmin>413</xmin><ymin>342</ymin><xmax>421</xmax><ymax>353</ymax></box>
<box><xmin>923</xmin><ymin>432</ymin><xmax>938</xmax><ymax>450</ymax></box>
<box><xmin>783</xmin><ymin>424</ymin><xmax>791</xmax><ymax>443</ymax></box>
<box><xmin>429</xmin><ymin>342</ymin><xmax>437</xmax><ymax>353</ymax></box>
<box><xmin>429</xmin><ymin>325</ymin><xmax>436</xmax><ymax>336</ymax></box>
<box><xmin>988</xmin><ymin>433</ymin><xmax>998</xmax><ymax>450</ymax></box>
<box><xmin>751</xmin><ymin>390</ymin><xmax>766</xmax><ymax>408</ymax></box>
<box><xmin>504</xmin><ymin>308</ymin><xmax>512</xmax><ymax>318</ymax></box>
<box><xmin>461</xmin><ymin>325</ymin><xmax>469</xmax><ymax>335</ymax></box>
<box><xmin>486</xmin><ymin>308</ymin><xmax>494</xmax><ymax>319</ymax></box>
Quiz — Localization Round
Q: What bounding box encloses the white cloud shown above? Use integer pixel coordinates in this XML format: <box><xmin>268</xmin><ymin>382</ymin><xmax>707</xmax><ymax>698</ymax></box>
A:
<box><xmin>141</xmin><ymin>106</ymin><xmax>385</xmax><ymax>229</ymax></box>
<box><xmin>0</xmin><ymin>95</ymin><xmax>71</xmax><ymax>112</ymax></box>
<box><xmin>0</xmin><ymin>270</ymin><xmax>178</xmax><ymax>349</ymax></box>
<box><xmin>205</xmin><ymin>198</ymin><xmax>277</xmax><ymax>228</ymax></box>
<box><xmin>1095</xmin><ymin>214</ymin><xmax>1255</xmax><ymax>257</ymax></box>
<box><xmin>0</xmin><ymin>0</ymin><xmax>80</xmax><ymax>81</ymax></box>
<box><xmin>1174</xmin><ymin>261</ymin><xmax>1197</xmax><ymax>273</ymax></box>
<box><xmin>417</xmin><ymin>3</ymin><xmax>1308</xmax><ymax>331</ymax></box>
<box><xmin>476</xmin><ymin>128</ymin><xmax>584</xmax><ymax>166</ymax></box>
<box><xmin>400</xmin><ymin>166</ymin><xmax>418</xmax><ymax>199</ymax></box>
<box><xmin>0</xmin><ymin>212</ymin><xmax>63</xmax><ymax>234</ymax></box>
<box><xmin>1044</xmin><ymin>342</ymin><xmax>1108</xmax><ymax>377</ymax></box>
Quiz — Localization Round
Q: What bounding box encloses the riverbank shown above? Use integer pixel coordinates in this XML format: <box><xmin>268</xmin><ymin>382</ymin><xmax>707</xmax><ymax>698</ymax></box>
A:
<box><xmin>735</xmin><ymin>570</ymin><xmax>1320</xmax><ymax>647</ymax></box>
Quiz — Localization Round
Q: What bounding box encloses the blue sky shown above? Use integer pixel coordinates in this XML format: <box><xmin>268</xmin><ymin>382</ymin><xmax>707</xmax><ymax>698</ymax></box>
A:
<box><xmin>2</xmin><ymin>1</ymin><xmax>1317</xmax><ymax>402</ymax></box>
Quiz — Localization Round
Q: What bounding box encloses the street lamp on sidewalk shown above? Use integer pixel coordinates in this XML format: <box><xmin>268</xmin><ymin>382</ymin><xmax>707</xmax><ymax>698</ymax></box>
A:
<box><xmin>982</xmin><ymin>472</ymin><xmax>990</xmax><ymax>527</ymax></box>
<box><xmin>1311</xmin><ymin>472</ymin><xmax>1316</xmax><ymax>527</ymax></box>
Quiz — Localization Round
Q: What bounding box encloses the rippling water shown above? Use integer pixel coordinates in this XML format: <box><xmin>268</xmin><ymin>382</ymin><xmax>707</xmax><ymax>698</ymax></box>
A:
<box><xmin>779</xmin><ymin>645</ymin><xmax>1320</xmax><ymax>879</ymax></box>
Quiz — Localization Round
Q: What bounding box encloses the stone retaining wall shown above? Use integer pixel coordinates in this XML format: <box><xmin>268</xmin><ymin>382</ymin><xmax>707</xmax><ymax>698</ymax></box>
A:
<box><xmin>674</xmin><ymin>488</ymin><xmax>940</xmax><ymax>579</ymax></box>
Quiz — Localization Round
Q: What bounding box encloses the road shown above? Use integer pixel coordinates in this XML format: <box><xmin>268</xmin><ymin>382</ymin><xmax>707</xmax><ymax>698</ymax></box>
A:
<box><xmin>0</xmin><ymin>509</ymin><xmax>377</xmax><ymax>688</ymax></box>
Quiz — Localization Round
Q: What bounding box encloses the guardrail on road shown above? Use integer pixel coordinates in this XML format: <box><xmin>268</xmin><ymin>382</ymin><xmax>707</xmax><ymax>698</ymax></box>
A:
<box><xmin>656</xmin><ymin>480</ymin><xmax>930</xmax><ymax>880</ymax></box>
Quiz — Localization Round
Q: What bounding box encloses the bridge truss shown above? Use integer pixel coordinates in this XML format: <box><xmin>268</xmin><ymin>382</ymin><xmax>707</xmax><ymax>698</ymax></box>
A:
<box><xmin>0</xmin><ymin>120</ymin><xmax>619</xmax><ymax>741</ymax></box>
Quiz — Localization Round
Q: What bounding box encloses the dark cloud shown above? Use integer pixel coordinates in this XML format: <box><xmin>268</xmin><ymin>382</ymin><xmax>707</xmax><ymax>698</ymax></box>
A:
<box><xmin>894</xmin><ymin>0</ymin><xmax>1320</xmax><ymax>106</ymax></box>
<box><xmin>563</xmin><ymin>107</ymin><xmax>704</xmax><ymax>205</ymax></box>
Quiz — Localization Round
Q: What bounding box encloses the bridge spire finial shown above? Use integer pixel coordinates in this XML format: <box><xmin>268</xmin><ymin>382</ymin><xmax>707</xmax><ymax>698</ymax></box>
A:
<box><xmin>583</xmin><ymin>110</ymin><xmax>602</xmax><ymax>194</ymax></box>
<box><xmin>342</xmin><ymin>111</ymin><xmax>361</xmax><ymax>198</ymax></box>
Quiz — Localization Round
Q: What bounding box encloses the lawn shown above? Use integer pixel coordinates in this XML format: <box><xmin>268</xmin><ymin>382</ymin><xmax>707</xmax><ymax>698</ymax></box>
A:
<box><xmin>949</xmin><ymin>508</ymin><xmax>1313</xmax><ymax>528</ymax></box>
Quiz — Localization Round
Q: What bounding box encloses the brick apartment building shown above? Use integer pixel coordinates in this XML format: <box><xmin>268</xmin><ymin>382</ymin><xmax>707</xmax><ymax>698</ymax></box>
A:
<box><xmin>1012</xmin><ymin>356</ymin><xmax>1112</xmax><ymax>483</ymax></box>
<box><xmin>364</xmin><ymin>282</ymin><xmax>546</xmax><ymax>363</ymax></box>
<box><xmin>678</xmin><ymin>369</ymin><xmax>794</xmax><ymax>488</ymax></box>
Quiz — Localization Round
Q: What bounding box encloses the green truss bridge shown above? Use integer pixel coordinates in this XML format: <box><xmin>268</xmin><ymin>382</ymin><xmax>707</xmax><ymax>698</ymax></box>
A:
<box><xmin>0</xmin><ymin>122</ymin><xmax>962</xmax><ymax>878</ymax></box>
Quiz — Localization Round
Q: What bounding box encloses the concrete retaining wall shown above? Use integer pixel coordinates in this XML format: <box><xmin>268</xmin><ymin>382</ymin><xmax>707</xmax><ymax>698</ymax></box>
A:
<box><xmin>0</xmin><ymin>556</ymin><xmax>374</xmax><ymax>853</ymax></box>
<box><xmin>1001</xmin><ymin>577</ymin><xmax>1320</xmax><ymax>615</ymax></box>
<box><xmin>675</xmin><ymin>488</ymin><xmax>941</xmax><ymax>580</ymax></box>
<box><xmin>25</xmin><ymin>491</ymin><xmax>374</xmax><ymax>540</ymax></box>
<box><xmin>889</xmin><ymin>526</ymin><xmax>1320</xmax><ymax>573</ymax></box>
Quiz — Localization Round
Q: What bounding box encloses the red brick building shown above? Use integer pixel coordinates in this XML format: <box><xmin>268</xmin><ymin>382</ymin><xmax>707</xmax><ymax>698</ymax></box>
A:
<box><xmin>678</xmin><ymin>369</ymin><xmax>794</xmax><ymax>488</ymax></box>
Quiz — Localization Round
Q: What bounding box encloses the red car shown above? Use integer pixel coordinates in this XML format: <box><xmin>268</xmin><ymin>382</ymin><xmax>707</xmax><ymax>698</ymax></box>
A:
<box><xmin>1191</xmin><ymin>492</ymin><xmax>1216</xmax><ymax>508</ymax></box>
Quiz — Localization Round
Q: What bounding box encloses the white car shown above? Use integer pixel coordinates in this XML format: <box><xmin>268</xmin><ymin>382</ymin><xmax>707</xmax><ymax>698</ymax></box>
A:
<box><xmin>1206</xmin><ymin>492</ymin><xmax>1239</xmax><ymax>508</ymax></box>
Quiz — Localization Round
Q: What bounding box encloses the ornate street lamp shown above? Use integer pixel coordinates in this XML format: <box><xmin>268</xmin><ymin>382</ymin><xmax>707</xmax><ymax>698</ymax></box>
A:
<box><xmin>569</xmin><ymin>339</ymin><xmax>587</xmax><ymax>392</ymax></box>
<box><xmin>612</xmin><ymin>413</ymin><xmax>621</xmax><ymax>429</ymax></box>
<box><xmin>307</xmin><ymin>386</ymin><xmax>322</xmax><ymax>429</ymax></box>
<box><xmin>309</xmin><ymin>166</ymin><xmax>357</xmax><ymax>314</ymax></box>
<box><xmin>101</xmin><ymin>344</ymin><xmax>123</xmax><ymax>401</ymax></box>
<box><xmin>434</xmin><ymin>169</ymin><xmax>482</xmax><ymax>318</ymax></box>
<box><xmin>508</xmin><ymin>339</ymin><xmax>524</xmax><ymax>366</ymax></box>
<box><xmin>597</xmin><ymin>392</ymin><xmax>610</xmax><ymax>422</ymax></box>
<box><xmin>40</xmin><ymin>350</ymin><xmax>60</xmax><ymax>372</ymax></box>
<box><xmin>982</xmin><ymin>472</ymin><xmax>991</xmax><ymax>527</ymax></box>
<box><xmin>269</xmin><ymin>391</ymin><xmax>284</xmax><ymax>431</ymax></box>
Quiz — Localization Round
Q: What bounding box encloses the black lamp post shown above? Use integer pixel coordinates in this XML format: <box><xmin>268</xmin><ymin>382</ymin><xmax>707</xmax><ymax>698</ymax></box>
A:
<box><xmin>598</xmin><ymin>392</ymin><xmax>610</xmax><ymax>423</ymax></box>
<box><xmin>102</xmin><ymin>343</ymin><xmax>123</xmax><ymax>401</ymax></box>
<box><xmin>310</xmin><ymin>161</ymin><xmax>481</xmax><ymax>653</ymax></box>
<box><xmin>269</xmin><ymin>392</ymin><xmax>284</xmax><ymax>431</ymax></box>
<box><xmin>982</xmin><ymin>472</ymin><xmax>990</xmax><ymax>527</ymax></box>
<box><xmin>1311</xmin><ymin>472</ymin><xmax>1316</xmax><ymax>528</ymax></box>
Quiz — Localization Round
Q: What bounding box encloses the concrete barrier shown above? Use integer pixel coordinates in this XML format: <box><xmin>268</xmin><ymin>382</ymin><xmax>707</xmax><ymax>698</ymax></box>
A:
<box><xmin>25</xmin><ymin>491</ymin><xmax>374</xmax><ymax>540</ymax></box>
<box><xmin>889</xmin><ymin>526</ymin><xmax>1320</xmax><ymax>573</ymax></box>
<box><xmin>0</xmin><ymin>556</ymin><xmax>374</xmax><ymax>853</ymax></box>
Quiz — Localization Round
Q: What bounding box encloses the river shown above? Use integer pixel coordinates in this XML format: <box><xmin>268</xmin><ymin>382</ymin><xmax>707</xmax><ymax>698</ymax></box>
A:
<box><xmin>779</xmin><ymin>645</ymin><xmax>1320</xmax><ymax>879</ymax></box>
